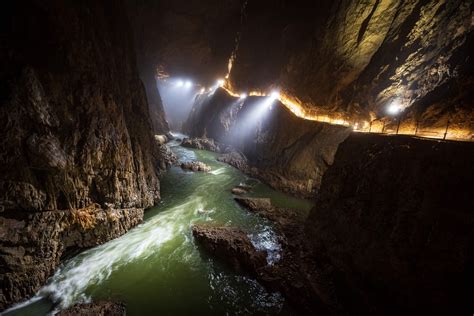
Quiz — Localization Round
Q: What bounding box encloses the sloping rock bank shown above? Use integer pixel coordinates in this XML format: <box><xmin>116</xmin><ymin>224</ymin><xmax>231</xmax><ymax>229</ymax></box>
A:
<box><xmin>0</xmin><ymin>1</ymin><xmax>165</xmax><ymax>309</ymax></box>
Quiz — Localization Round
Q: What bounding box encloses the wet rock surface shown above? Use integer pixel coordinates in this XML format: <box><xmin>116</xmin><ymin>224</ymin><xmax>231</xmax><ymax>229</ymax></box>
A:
<box><xmin>181</xmin><ymin>137</ymin><xmax>223</xmax><ymax>153</ymax></box>
<box><xmin>192</xmin><ymin>224</ymin><xmax>267</xmax><ymax>274</ymax></box>
<box><xmin>0</xmin><ymin>1</ymin><xmax>164</xmax><ymax>309</ymax></box>
<box><xmin>231</xmin><ymin>185</ymin><xmax>252</xmax><ymax>195</ymax></box>
<box><xmin>57</xmin><ymin>301</ymin><xmax>126</xmax><ymax>316</ymax></box>
<box><xmin>157</xmin><ymin>145</ymin><xmax>178</xmax><ymax>170</ymax></box>
<box><xmin>0</xmin><ymin>207</ymin><xmax>143</xmax><ymax>310</ymax></box>
<box><xmin>180</xmin><ymin>161</ymin><xmax>211</xmax><ymax>172</ymax></box>
<box><xmin>192</xmin><ymin>197</ymin><xmax>330</xmax><ymax>314</ymax></box>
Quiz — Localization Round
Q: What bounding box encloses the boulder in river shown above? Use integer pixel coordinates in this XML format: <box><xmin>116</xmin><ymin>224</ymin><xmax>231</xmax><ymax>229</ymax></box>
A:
<box><xmin>181</xmin><ymin>137</ymin><xmax>222</xmax><ymax>152</ymax></box>
<box><xmin>234</xmin><ymin>197</ymin><xmax>272</xmax><ymax>212</ymax></box>
<box><xmin>192</xmin><ymin>224</ymin><xmax>267</xmax><ymax>274</ymax></box>
<box><xmin>180</xmin><ymin>161</ymin><xmax>211</xmax><ymax>172</ymax></box>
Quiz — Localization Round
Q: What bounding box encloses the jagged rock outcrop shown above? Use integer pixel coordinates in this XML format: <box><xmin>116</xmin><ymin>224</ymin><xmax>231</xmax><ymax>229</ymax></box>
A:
<box><xmin>181</xmin><ymin>137</ymin><xmax>223</xmax><ymax>152</ymax></box>
<box><xmin>0</xmin><ymin>1</ymin><xmax>165</xmax><ymax>309</ymax></box>
<box><xmin>186</xmin><ymin>89</ymin><xmax>351</xmax><ymax>197</ymax></box>
<box><xmin>157</xmin><ymin>145</ymin><xmax>178</xmax><ymax>170</ymax></box>
<box><xmin>58</xmin><ymin>301</ymin><xmax>126</xmax><ymax>316</ymax></box>
<box><xmin>192</xmin><ymin>224</ymin><xmax>267</xmax><ymax>274</ymax></box>
<box><xmin>180</xmin><ymin>161</ymin><xmax>211</xmax><ymax>172</ymax></box>
<box><xmin>305</xmin><ymin>133</ymin><xmax>474</xmax><ymax>314</ymax></box>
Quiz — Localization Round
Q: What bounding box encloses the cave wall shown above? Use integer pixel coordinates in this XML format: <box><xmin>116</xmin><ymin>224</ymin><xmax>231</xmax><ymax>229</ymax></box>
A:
<box><xmin>126</xmin><ymin>0</ymin><xmax>242</xmax><ymax>86</ymax></box>
<box><xmin>185</xmin><ymin>89</ymin><xmax>351</xmax><ymax>197</ymax></box>
<box><xmin>0</xmin><ymin>0</ymin><xmax>163</xmax><ymax>309</ymax></box>
<box><xmin>227</xmin><ymin>0</ymin><xmax>473</xmax><ymax>135</ymax></box>
<box><xmin>305</xmin><ymin>133</ymin><xmax>474</xmax><ymax>314</ymax></box>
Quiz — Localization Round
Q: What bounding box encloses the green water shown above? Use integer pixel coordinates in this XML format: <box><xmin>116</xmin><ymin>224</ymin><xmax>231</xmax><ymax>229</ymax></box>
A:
<box><xmin>4</xmin><ymin>135</ymin><xmax>313</xmax><ymax>316</ymax></box>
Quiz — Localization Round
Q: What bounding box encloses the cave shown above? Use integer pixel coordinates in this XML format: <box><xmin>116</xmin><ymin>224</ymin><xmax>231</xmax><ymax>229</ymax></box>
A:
<box><xmin>0</xmin><ymin>0</ymin><xmax>473</xmax><ymax>315</ymax></box>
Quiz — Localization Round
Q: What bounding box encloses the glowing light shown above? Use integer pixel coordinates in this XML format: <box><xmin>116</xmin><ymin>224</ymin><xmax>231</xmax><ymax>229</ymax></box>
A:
<box><xmin>200</xmin><ymin>88</ymin><xmax>205</xmax><ymax>94</ymax></box>
<box><xmin>217</xmin><ymin>79</ymin><xmax>225</xmax><ymax>87</ymax></box>
<box><xmin>270</xmin><ymin>91</ymin><xmax>280</xmax><ymax>100</ymax></box>
<box><xmin>218</xmin><ymin>84</ymin><xmax>472</xmax><ymax>141</ymax></box>
<box><xmin>387</xmin><ymin>99</ymin><xmax>402</xmax><ymax>115</ymax></box>
<box><xmin>176</xmin><ymin>80</ymin><xmax>184</xmax><ymax>87</ymax></box>
<box><xmin>239</xmin><ymin>93</ymin><xmax>247</xmax><ymax>99</ymax></box>
<box><xmin>184</xmin><ymin>80</ymin><xmax>193</xmax><ymax>88</ymax></box>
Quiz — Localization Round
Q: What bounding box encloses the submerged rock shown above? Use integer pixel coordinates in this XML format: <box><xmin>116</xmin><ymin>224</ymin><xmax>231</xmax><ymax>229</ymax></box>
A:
<box><xmin>192</xmin><ymin>224</ymin><xmax>267</xmax><ymax>274</ymax></box>
<box><xmin>231</xmin><ymin>187</ymin><xmax>247</xmax><ymax>195</ymax></box>
<box><xmin>58</xmin><ymin>301</ymin><xmax>126</xmax><ymax>316</ymax></box>
<box><xmin>231</xmin><ymin>184</ymin><xmax>252</xmax><ymax>195</ymax></box>
<box><xmin>180</xmin><ymin>161</ymin><xmax>211</xmax><ymax>172</ymax></box>
<box><xmin>181</xmin><ymin>137</ymin><xmax>222</xmax><ymax>152</ymax></box>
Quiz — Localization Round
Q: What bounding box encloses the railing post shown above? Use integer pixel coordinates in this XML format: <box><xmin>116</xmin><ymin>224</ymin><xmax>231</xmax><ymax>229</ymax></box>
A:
<box><xmin>396</xmin><ymin>115</ymin><xmax>401</xmax><ymax>134</ymax></box>
<box><xmin>443</xmin><ymin>118</ymin><xmax>450</xmax><ymax>140</ymax></box>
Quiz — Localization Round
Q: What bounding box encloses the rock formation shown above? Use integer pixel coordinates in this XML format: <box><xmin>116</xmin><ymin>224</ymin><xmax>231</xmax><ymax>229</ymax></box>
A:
<box><xmin>180</xmin><ymin>161</ymin><xmax>211</xmax><ymax>172</ymax></box>
<box><xmin>58</xmin><ymin>301</ymin><xmax>126</xmax><ymax>316</ymax></box>
<box><xmin>192</xmin><ymin>224</ymin><xmax>267</xmax><ymax>274</ymax></box>
<box><xmin>227</xmin><ymin>0</ymin><xmax>474</xmax><ymax>136</ymax></box>
<box><xmin>193</xmin><ymin>197</ymin><xmax>332</xmax><ymax>314</ymax></box>
<box><xmin>304</xmin><ymin>133</ymin><xmax>474</xmax><ymax>314</ymax></box>
<box><xmin>186</xmin><ymin>89</ymin><xmax>352</xmax><ymax>197</ymax></box>
<box><xmin>181</xmin><ymin>137</ymin><xmax>223</xmax><ymax>153</ymax></box>
<box><xmin>0</xmin><ymin>0</ymin><xmax>166</xmax><ymax>309</ymax></box>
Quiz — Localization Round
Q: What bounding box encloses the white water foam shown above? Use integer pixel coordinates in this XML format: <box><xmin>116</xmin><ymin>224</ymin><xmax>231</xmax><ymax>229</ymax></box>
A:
<box><xmin>248</xmin><ymin>225</ymin><xmax>282</xmax><ymax>265</ymax></box>
<box><xmin>209</xmin><ymin>167</ymin><xmax>226</xmax><ymax>175</ymax></box>
<box><xmin>13</xmin><ymin>197</ymin><xmax>206</xmax><ymax>311</ymax></box>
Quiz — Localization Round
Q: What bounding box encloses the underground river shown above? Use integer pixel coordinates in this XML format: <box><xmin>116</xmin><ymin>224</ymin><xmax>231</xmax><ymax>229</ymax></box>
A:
<box><xmin>4</xmin><ymin>134</ymin><xmax>313</xmax><ymax>315</ymax></box>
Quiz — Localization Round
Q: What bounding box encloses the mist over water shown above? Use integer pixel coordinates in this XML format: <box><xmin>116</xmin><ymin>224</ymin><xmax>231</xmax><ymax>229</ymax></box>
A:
<box><xmin>158</xmin><ymin>80</ymin><xmax>200</xmax><ymax>131</ymax></box>
<box><xmin>4</xmin><ymin>134</ymin><xmax>312</xmax><ymax>316</ymax></box>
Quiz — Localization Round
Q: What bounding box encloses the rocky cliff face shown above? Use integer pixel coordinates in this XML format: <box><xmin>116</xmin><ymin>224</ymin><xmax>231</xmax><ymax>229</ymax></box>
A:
<box><xmin>126</xmin><ymin>0</ymin><xmax>242</xmax><ymax>86</ymax></box>
<box><xmin>185</xmin><ymin>89</ymin><xmax>351</xmax><ymax>197</ymax></box>
<box><xmin>305</xmin><ymin>134</ymin><xmax>474</xmax><ymax>314</ymax></box>
<box><xmin>226</xmin><ymin>0</ymin><xmax>473</xmax><ymax>137</ymax></box>
<box><xmin>0</xmin><ymin>0</ymin><xmax>164</xmax><ymax>309</ymax></box>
